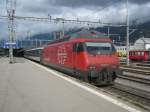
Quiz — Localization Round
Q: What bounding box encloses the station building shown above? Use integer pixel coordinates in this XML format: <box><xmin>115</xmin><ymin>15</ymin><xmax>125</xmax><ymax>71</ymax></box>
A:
<box><xmin>115</xmin><ymin>37</ymin><xmax>150</xmax><ymax>57</ymax></box>
<box><xmin>133</xmin><ymin>37</ymin><xmax>150</xmax><ymax>50</ymax></box>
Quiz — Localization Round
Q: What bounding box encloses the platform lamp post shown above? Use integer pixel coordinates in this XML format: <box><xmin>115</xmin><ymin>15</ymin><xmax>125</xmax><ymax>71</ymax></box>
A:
<box><xmin>126</xmin><ymin>0</ymin><xmax>130</xmax><ymax>66</ymax></box>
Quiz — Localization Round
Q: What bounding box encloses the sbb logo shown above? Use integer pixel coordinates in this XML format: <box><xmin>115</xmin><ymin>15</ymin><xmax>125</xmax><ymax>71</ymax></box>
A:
<box><xmin>57</xmin><ymin>45</ymin><xmax>67</xmax><ymax>65</ymax></box>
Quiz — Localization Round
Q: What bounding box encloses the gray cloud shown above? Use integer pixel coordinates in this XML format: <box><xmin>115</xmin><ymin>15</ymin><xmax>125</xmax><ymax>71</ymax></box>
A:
<box><xmin>0</xmin><ymin>0</ymin><xmax>150</xmax><ymax>39</ymax></box>
<box><xmin>50</xmin><ymin>0</ymin><xmax>150</xmax><ymax>7</ymax></box>
<box><xmin>0</xmin><ymin>21</ymin><xmax>8</xmax><ymax>39</ymax></box>
<box><xmin>24</xmin><ymin>6</ymin><xmax>62</xmax><ymax>15</ymax></box>
<box><xmin>17</xmin><ymin>0</ymin><xmax>56</xmax><ymax>14</ymax></box>
<box><xmin>50</xmin><ymin>0</ymin><xmax>119</xmax><ymax>7</ymax></box>
<box><xmin>131</xmin><ymin>0</ymin><xmax>150</xmax><ymax>4</ymax></box>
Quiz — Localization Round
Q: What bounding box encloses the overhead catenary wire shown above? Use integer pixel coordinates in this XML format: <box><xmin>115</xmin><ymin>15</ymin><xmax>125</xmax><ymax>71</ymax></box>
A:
<box><xmin>0</xmin><ymin>14</ymin><xmax>126</xmax><ymax>27</ymax></box>
<box><xmin>84</xmin><ymin>0</ymin><xmax>123</xmax><ymax>20</ymax></box>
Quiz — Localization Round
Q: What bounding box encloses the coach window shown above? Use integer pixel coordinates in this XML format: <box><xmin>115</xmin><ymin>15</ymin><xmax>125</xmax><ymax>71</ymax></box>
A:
<box><xmin>140</xmin><ymin>52</ymin><xmax>142</xmax><ymax>56</ymax></box>
<box><xmin>142</xmin><ymin>52</ymin><xmax>144</xmax><ymax>56</ymax></box>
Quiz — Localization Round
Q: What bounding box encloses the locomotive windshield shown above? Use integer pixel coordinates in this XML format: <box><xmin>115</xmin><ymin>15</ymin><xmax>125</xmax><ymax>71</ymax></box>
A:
<box><xmin>85</xmin><ymin>42</ymin><xmax>115</xmax><ymax>55</ymax></box>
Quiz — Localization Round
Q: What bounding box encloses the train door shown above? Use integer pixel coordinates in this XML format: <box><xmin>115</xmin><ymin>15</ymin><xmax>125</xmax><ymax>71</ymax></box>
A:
<box><xmin>73</xmin><ymin>42</ymin><xmax>84</xmax><ymax>76</ymax></box>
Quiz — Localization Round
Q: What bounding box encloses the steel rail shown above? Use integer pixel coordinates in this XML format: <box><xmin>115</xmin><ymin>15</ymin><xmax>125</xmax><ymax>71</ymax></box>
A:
<box><xmin>120</xmin><ymin>67</ymin><xmax>150</xmax><ymax>75</ymax></box>
<box><xmin>118</xmin><ymin>75</ymin><xmax>150</xmax><ymax>85</ymax></box>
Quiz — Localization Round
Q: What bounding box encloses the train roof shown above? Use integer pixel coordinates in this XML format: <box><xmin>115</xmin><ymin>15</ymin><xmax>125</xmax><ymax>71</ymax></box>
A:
<box><xmin>135</xmin><ymin>38</ymin><xmax>150</xmax><ymax>44</ymax></box>
<box><xmin>47</xmin><ymin>30</ymin><xmax>109</xmax><ymax>45</ymax></box>
<box><xmin>70</xmin><ymin>30</ymin><xmax>108</xmax><ymax>39</ymax></box>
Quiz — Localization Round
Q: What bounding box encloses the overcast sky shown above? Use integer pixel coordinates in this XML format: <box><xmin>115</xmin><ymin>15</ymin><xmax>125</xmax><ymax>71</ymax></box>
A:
<box><xmin>0</xmin><ymin>0</ymin><xmax>150</xmax><ymax>39</ymax></box>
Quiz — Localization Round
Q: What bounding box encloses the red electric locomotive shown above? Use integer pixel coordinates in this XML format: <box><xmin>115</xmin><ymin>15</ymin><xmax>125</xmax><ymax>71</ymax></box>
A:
<box><xmin>129</xmin><ymin>50</ymin><xmax>150</xmax><ymax>61</ymax></box>
<box><xmin>40</xmin><ymin>30</ymin><xmax>120</xmax><ymax>85</ymax></box>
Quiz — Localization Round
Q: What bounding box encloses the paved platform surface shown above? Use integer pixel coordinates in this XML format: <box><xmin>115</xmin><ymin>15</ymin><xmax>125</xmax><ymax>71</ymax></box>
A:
<box><xmin>0</xmin><ymin>58</ymin><xmax>144</xmax><ymax>112</ymax></box>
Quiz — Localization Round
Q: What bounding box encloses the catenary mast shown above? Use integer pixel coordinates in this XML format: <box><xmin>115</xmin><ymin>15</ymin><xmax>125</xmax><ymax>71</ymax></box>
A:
<box><xmin>6</xmin><ymin>0</ymin><xmax>16</xmax><ymax>63</ymax></box>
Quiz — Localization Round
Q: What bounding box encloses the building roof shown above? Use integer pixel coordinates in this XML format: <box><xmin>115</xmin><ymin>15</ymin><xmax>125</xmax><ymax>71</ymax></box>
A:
<box><xmin>134</xmin><ymin>38</ymin><xmax>150</xmax><ymax>50</ymax></box>
<box><xmin>135</xmin><ymin>38</ymin><xmax>150</xmax><ymax>44</ymax></box>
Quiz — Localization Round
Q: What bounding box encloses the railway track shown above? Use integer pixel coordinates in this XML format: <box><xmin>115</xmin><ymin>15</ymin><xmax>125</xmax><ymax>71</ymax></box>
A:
<box><xmin>130</xmin><ymin>61</ymin><xmax>150</xmax><ymax>67</ymax></box>
<box><xmin>120</xmin><ymin>66</ymin><xmax>150</xmax><ymax>75</ymax></box>
<box><xmin>121</xmin><ymin>65</ymin><xmax>150</xmax><ymax>70</ymax></box>
<box><xmin>117</xmin><ymin>74</ymin><xmax>150</xmax><ymax>85</ymax></box>
<box><xmin>104</xmin><ymin>83</ymin><xmax>150</xmax><ymax>111</ymax></box>
<box><xmin>112</xmin><ymin>83</ymin><xmax>150</xmax><ymax>101</ymax></box>
<box><xmin>136</xmin><ymin>63</ymin><xmax>150</xmax><ymax>67</ymax></box>
<box><xmin>81</xmin><ymin>80</ymin><xmax>150</xmax><ymax>111</ymax></box>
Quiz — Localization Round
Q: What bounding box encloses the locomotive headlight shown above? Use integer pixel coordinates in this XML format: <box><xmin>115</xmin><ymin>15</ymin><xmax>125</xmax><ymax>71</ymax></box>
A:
<box><xmin>89</xmin><ymin>66</ymin><xmax>96</xmax><ymax>70</ymax></box>
<box><xmin>112</xmin><ymin>65</ymin><xmax>119</xmax><ymax>69</ymax></box>
<box><xmin>112</xmin><ymin>65</ymin><xmax>117</xmax><ymax>69</ymax></box>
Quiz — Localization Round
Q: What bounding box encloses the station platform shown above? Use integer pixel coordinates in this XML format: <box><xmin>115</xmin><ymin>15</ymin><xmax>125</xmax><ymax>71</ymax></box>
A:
<box><xmin>0</xmin><ymin>58</ymin><xmax>144</xmax><ymax>112</ymax></box>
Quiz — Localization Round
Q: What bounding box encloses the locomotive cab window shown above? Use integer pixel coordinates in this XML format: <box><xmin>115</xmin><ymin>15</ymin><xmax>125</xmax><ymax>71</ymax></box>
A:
<box><xmin>85</xmin><ymin>42</ymin><xmax>113</xmax><ymax>55</ymax></box>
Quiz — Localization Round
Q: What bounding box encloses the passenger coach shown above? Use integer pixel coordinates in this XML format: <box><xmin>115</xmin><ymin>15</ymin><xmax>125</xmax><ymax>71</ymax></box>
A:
<box><xmin>129</xmin><ymin>50</ymin><xmax>150</xmax><ymax>61</ymax></box>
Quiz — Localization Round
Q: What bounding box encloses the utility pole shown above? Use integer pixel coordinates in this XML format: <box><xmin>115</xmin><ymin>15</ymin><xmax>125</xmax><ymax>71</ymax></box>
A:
<box><xmin>27</xmin><ymin>31</ymin><xmax>31</xmax><ymax>40</ymax></box>
<box><xmin>107</xmin><ymin>26</ymin><xmax>110</xmax><ymax>37</ymax></box>
<box><xmin>53</xmin><ymin>32</ymin><xmax>57</xmax><ymax>40</ymax></box>
<box><xmin>62</xmin><ymin>21</ymin><xmax>65</xmax><ymax>37</ymax></box>
<box><xmin>6</xmin><ymin>0</ymin><xmax>16</xmax><ymax>63</ymax></box>
<box><xmin>87</xmin><ymin>23</ymin><xmax>90</xmax><ymax>30</ymax></box>
<box><xmin>126</xmin><ymin>0</ymin><xmax>130</xmax><ymax>66</ymax></box>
